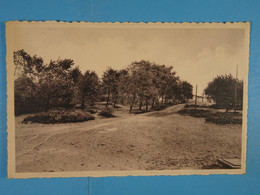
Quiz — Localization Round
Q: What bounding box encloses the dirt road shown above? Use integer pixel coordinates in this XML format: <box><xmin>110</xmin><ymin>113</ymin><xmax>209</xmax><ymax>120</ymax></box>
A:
<box><xmin>15</xmin><ymin>104</ymin><xmax>242</xmax><ymax>172</ymax></box>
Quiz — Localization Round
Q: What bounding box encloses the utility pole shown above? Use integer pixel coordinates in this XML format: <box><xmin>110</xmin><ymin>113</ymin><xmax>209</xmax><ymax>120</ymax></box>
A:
<box><xmin>195</xmin><ymin>84</ymin><xmax>198</xmax><ymax>110</ymax></box>
<box><xmin>234</xmin><ymin>64</ymin><xmax>238</xmax><ymax>113</ymax></box>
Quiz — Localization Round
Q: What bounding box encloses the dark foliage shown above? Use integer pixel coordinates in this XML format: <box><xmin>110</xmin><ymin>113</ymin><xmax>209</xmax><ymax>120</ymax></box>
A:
<box><xmin>204</xmin><ymin>74</ymin><xmax>243</xmax><ymax>112</ymax></box>
<box><xmin>14</xmin><ymin>50</ymin><xmax>76</xmax><ymax>114</ymax></box>
<box><xmin>14</xmin><ymin>50</ymin><xmax>194</xmax><ymax>117</ymax></box>
<box><xmin>22</xmin><ymin>109</ymin><xmax>95</xmax><ymax>124</ymax></box>
<box><xmin>98</xmin><ymin>107</ymin><xmax>115</xmax><ymax>118</ymax></box>
<box><xmin>86</xmin><ymin>109</ymin><xmax>97</xmax><ymax>114</ymax></box>
<box><xmin>78</xmin><ymin>70</ymin><xmax>100</xmax><ymax>109</ymax></box>
<box><xmin>132</xmin><ymin>109</ymin><xmax>150</xmax><ymax>114</ymax></box>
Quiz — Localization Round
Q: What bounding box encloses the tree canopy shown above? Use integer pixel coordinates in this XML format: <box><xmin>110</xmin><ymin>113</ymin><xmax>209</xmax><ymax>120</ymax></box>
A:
<box><xmin>78</xmin><ymin>70</ymin><xmax>100</xmax><ymax>109</ymax></box>
<box><xmin>204</xmin><ymin>74</ymin><xmax>243</xmax><ymax>112</ymax></box>
<box><xmin>14</xmin><ymin>50</ymin><xmax>194</xmax><ymax>115</ymax></box>
<box><xmin>14</xmin><ymin>50</ymin><xmax>76</xmax><ymax>113</ymax></box>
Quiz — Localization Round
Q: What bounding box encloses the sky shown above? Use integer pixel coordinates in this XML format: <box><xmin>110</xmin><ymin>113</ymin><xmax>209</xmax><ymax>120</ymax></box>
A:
<box><xmin>12</xmin><ymin>23</ymin><xmax>247</xmax><ymax>95</ymax></box>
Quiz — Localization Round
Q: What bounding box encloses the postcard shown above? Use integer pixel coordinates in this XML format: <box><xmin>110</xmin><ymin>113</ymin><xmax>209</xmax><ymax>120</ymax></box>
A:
<box><xmin>6</xmin><ymin>21</ymin><xmax>250</xmax><ymax>178</ymax></box>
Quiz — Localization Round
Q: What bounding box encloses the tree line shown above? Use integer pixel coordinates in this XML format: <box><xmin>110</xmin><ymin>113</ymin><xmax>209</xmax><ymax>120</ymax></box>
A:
<box><xmin>14</xmin><ymin>50</ymin><xmax>193</xmax><ymax>115</ymax></box>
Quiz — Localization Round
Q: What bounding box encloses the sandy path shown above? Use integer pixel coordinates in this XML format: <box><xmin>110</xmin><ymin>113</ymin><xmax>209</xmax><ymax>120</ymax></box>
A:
<box><xmin>15</xmin><ymin>104</ymin><xmax>242</xmax><ymax>172</ymax></box>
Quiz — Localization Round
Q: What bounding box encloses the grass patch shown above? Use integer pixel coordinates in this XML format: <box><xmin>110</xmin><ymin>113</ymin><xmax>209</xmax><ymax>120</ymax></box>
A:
<box><xmin>177</xmin><ymin>109</ymin><xmax>211</xmax><ymax>118</ymax></box>
<box><xmin>133</xmin><ymin>109</ymin><xmax>150</xmax><ymax>114</ymax></box>
<box><xmin>178</xmin><ymin>108</ymin><xmax>242</xmax><ymax>125</ymax></box>
<box><xmin>184</xmin><ymin>104</ymin><xmax>210</xmax><ymax>109</ymax></box>
<box><xmin>205</xmin><ymin>112</ymin><xmax>242</xmax><ymax>125</ymax></box>
<box><xmin>209</xmin><ymin>104</ymin><xmax>243</xmax><ymax>111</ymax></box>
<box><xmin>98</xmin><ymin>107</ymin><xmax>115</xmax><ymax>118</ymax></box>
<box><xmin>22</xmin><ymin>109</ymin><xmax>95</xmax><ymax>124</ymax></box>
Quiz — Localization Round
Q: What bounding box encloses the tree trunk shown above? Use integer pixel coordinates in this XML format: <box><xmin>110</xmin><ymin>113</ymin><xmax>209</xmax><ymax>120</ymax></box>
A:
<box><xmin>225</xmin><ymin>107</ymin><xmax>229</xmax><ymax>113</ymax></box>
<box><xmin>139</xmin><ymin>101</ymin><xmax>142</xmax><ymax>110</ymax></box>
<box><xmin>121</xmin><ymin>94</ymin><xmax>128</xmax><ymax>105</ymax></box>
<box><xmin>164</xmin><ymin>96</ymin><xmax>168</xmax><ymax>105</ymax></box>
<box><xmin>129</xmin><ymin>93</ymin><xmax>136</xmax><ymax>112</ymax></box>
<box><xmin>45</xmin><ymin>103</ymin><xmax>49</xmax><ymax>112</ymax></box>
<box><xmin>225</xmin><ymin>103</ymin><xmax>230</xmax><ymax>113</ymax></box>
<box><xmin>161</xmin><ymin>95</ymin><xmax>164</xmax><ymax>106</ymax></box>
<box><xmin>113</xmin><ymin>98</ymin><xmax>117</xmax><ymax>107</ymax></box>
<box><xmin>155</xmin><ymin>98</ymin><xmax>160</xmax><ymax>109</ymax></box>
<box><xmin>44</xmin><ymin>95</ymin><xmax>51</xmax><ymax>112</ymax></box>
<box><xmin>106</xmin><ymin>93</ymin><xmax>110</xmax><ymax>108</ymax></box>
<box><xmin>130</xmin><ymin>104</ymin><xmax>133</xmax><ymax>112</ymax></box>
<box><xmin>151</xmin><ymin>98</ymin><xmax>154</xmax><ymax>109</ymax></box>
<box><xmin>81</xmin><ymin>96</ymin><xmax>85</xmax><ymax>110</ymax></box>
<box><xmin>145</xmin><ymin>100</ymin><xmax>149</xmax><ymax>110</ymax></box>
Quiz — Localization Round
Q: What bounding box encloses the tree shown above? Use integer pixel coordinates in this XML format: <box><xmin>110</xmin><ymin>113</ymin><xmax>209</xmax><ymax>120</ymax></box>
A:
<box><xmin>14</xmin><ymin>50</ymin><xmax>76</xmax><ymax>112</ymax></box>
<box><xmin>37</xmin><ymin>59</ymin><xmax>75</xmax><ymax>111</ymax></box>
<box><xmin>102</xmin><ymin>68</ymin><xmax>121</xmax><ymax>107</ymax></box>
<box><xmin>14</xmin><ymin>49</ymin><xmax>44</xmax><ymax>80</ymax></box>
<box><xmin>14</xmin><ymin>49</ymin><xmax>196</xmax><ymax>115</ymax></box>
<box><xmin>14</xmin><ymin>76</ymin><xmax>38</xmax><ymax>115</ymax></box>
<box><xmin>117</xmin><ymin>69</ymin><xmax>130</xmax><ymax>105</ymax></box>
<box><xmin>125</xmin><ymin>60</ymin><xmax>153</xmax><ymax>112</ymax></box>
<box><xmin>130</xmin><ymin>61</ymin><xmax>153</xmax><ymax>110</ymax></box>
<box><xmin>204</xmin><ymin>74</ymin><xmax>243</xmax><ymax>112</ymax></box>
<box><xmin>123</xmin><ymin>60</ymin><xmax>188</xmax><ymax>112</ymax></box>
<box><xmin>78</xmin><ymin>70</ymin><xmax>100</xmax><ymax>109</ymax></box>
<box><xmin>70</xmin><ymin>66</ymin><xmax>82</xmax><ymax>84</ymax></box>
<box><xmin>180</xmin><ymin>81</ymin><xmax>193</xmax><ymax>102</ymax></box>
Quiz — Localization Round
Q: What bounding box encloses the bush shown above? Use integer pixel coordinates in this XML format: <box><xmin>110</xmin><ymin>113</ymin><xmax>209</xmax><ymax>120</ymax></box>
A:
<box><xmin>86</xmin><ymin>109</ymin><xmax>97</xmax><ymax>114</ymax></box>
<box><xmin>22</xmin><ymin>109</ymin><xmax>95</xmax><ymax>124</ymax></box>
<box><xmin>98</xmin><ymin>107</ymin><xmax>115</xmax><ymax>118</ymax></box>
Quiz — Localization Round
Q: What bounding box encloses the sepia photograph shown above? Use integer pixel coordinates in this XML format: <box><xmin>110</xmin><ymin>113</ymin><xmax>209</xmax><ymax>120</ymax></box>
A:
<box><xmin>6</xmin><ymin>21</ymin><xmax>249</xmax><ymax>178</ymax></box>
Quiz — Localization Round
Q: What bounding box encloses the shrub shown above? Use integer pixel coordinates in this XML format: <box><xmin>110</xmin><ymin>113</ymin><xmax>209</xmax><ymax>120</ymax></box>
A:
<box><xmin>86</xmin><ymin>109</ymin><xmax>97</xmax><ymax>114</ymax></box>
<box><xmin>98</xmin><ymin>107</ymin><xmax>115</xmax><ymax>118</ymax></box>
<box><xmin>22</xmin><ymin>109</ymin><xmax>95</xmax><ymax>124</ymax></box>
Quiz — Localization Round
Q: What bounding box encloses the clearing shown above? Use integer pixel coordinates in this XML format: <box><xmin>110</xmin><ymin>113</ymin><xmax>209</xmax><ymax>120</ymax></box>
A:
<box><xmin>15</xmin><ymin>103</ymin><xmax>242</xmax><ymax>172</ymax></box>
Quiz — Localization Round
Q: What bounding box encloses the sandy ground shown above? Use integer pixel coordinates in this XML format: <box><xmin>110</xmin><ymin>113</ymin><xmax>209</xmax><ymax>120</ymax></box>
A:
<box><xmin>15</xmin><ymin>103</ymin><xmax>242</xmax><ymax>172</ymax></box>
